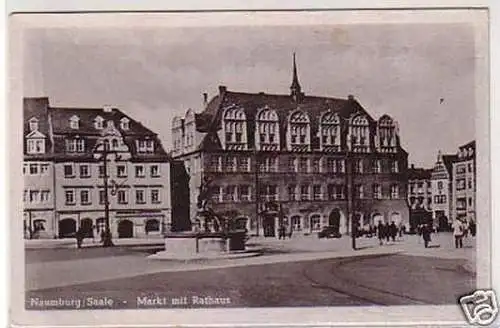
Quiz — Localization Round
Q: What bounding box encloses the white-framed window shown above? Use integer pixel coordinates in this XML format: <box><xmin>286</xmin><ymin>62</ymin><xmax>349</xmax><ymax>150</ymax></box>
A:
<box><xmin>239</xmin><ymin>185</ymin><xmax>251</xmax><ymax>202</ymax></box>
<box><xmin>313</xmin><ymin>185</ymin><xmax>322</xmax><ymax>200</ymax></box>
<box><xmin>391</xmin><ymin>160</ymin><xmax>399</xmax><ymax>173</ymax></box>
<box><xmin>27</xmin><ymin>139</ymin><xmax>45</xmax><ymax>154</ymax></box>
<box><xmin>312</xmin><ymin>158</ymin><xmax>321</xmax><ymax>173</ymax></box>
<box><xmin>136</xmin><ymin>189</ymin><xmax>146</xmax><ymax>204</ymax></box>
<box><xmin>80</xmin><ymin>190</ymin><xmax>91</xmax><ymax>205</ymax></box>
<box><xmin>377</xmin><ymin>115</ymin><xmax>397</xmax><ymax>152</ymax></box>
<box><xmin>310</xmin><ymin>215</ymin><xmax>321</xmax><ymax>231</ymax></box>
<box><xmin>223</xmin><ymin>105</ymin><xmax>247</xmax><ymax>150</ymax></box>
<box><xmin>151</xmin><ymin>189</ymin><xmax>161</xmax><ymax>204</ymax></box>
<box><xmin>391</xmin><ymin>185</ymin><xmax>399</xmax><ymax>199</ymax></box>
<box><xmin>117</xmin><ymin>190</ymin><xmax>128</xmax><ymax>204</ymax></box>
<box><xmin>40</xmin><ymin>190</ymin><xmax>50</xmax><ymax>202</ymax></box>
<box><xmin>328</xmin><ymin>184</ymin><xmax>345</xmax><ymax>200</ymax></box>
<box><xmin>355</xmin><ymin>185</ymin><xmax>364</xmax><ymax>199</ymax></box>
<box><xmin>137</xmin><ymin>139</ymin><xmax>154</xmax><ymax>152</ymax></box>
<box><xmin>40</xmin><ymin>164</ymin><xmax>49</xmax><ymax>175</ymax></box>
<box><xmin>288</xmin><ymin>157</ymin><xmax>297</xmax><ymax>172</ymax></box>
<box><xmin>29</xmin><ymin>117</ymin><xmax>39</xmax><ymax>131</ymax></box>
<box><xmin>255</xmin><ymin>107</ymin><xmax>279</xmax><ymax>150</ymax></box>
<box><xmin>211</xmin><ymin>186</ymin><xmax>222</xmax><ymax>203</ymax></box>
<box><xmin>29</xmin><ymin>190</ymin><xmax>39</xmax><ymax>203</ymax></box>
<box><xmin>209</xmin><ymin>155</ymin><xmax>221</xmax><ymax>172</ymax></box>
<box><xmin>79</xmin><ymin>165</ymin><xmax>90</xmax><ymax>178</ymax></box>
<box><xmin>69</xmin><ymin>115</ymin><xmax>80</xmax><ymax>129</ymax></box>
<box><xmin>259</xmin><ymin>156</ymin><xmax>278</xmax><ymax>173</ymax></box>
<box><xmin>224</xmin><ymin>185</ymin><xmax>237</xmax><ymax>202</ymax></box>
<box><xmin>94</xmin><ymin>116</ymin><xmax>104</xmax><ymax>129</ymax></box>
<box><xmin>326</xmin><ymin>158</ymin><xmax>336</xmax><ymax>173</ymax></box>
<box><xmin>65</xmin><ymin>139</ymin><xmax>85</xmax><ymax>153</ymax></box>
<box><xmin>135</xmin><ymin>165</ymin><xmax>145</xmax><ymax>177</ymax></box>
<box><xmin>300</xmin><ymin>185</ymin><xmax>310</xmax><ymax>201</ymax></box>
<box><xmin>120</xmin><ymin>117</ymin><xmax>130</xmax><ymax>130</ymax></box>
<box><xmin>299</xmin><ymin>157</ymin><xmax>309</xmax><ymax>173</ymax></box>
<box><xmin>288</xmin><ymin>110</ymin><xmax>310</xmax><ymax>150</ymax></box>
<box><xmin>355</xmin><ymin>159</ymin><xmax>364</xmax><ymax>173</ymax></box>
<box><xmin>29</xmin><ymin>163</ymin><xmax>39</xmax><ymax>175</ymax></box>
<box><xmin>117</xmin><ymin>165</ymin><xmax>127</xmax><ymax>178</ymax></box>
<box><xmin>223</xmin><ymin>156</ymin><xmax>236</xmax><ymax>172</ymax></box>
<box><xmin>349</xmin><ymin>115</ymin><xmax>370</xmax><ymax>152</ymax></box>
<box><xmin>98</xmin><ymin>165</ymin><xmax>106</xmax><ymax>178</ymax></box>
<box><xmin>238</xmin><ymin>157</ymin><xmax>250</xmax><ymax>172</ymax></box>
<box><xmin>64</xmin><ymin>164</ymin><xmax>74</xmax><ymax>178</ymax></box>
<box><xmin>150</xmin><ymin>165</ymin><xmax>160</xmax><ymax>177</ymax></box>
<box><xmin>320</xmin><ymin>112</ymin><xmax>341</xmax><ymax>150</ymax></box>
<box><xmin>65</xmin><ymin>189</ymin><xmax>75</xmax><ymax>205</ymax></box>
<box><xmin>373</xmin><ymin>184</ymin><xmax>382</xmax><ymax>199</ymax></box>
<box><xmin>99</xmin><ymin>190</ymin><xmax>106</xmax><ymax>205</ymax></box>
<box><xmin>337</xmin><ymin>159</ymin><xmax>345</xmax><ymax>173</ymax></box>
<box><xmin>373</xmin><ymin>159</ymin><xmax>382</xmax><ymax>173</ymax></box>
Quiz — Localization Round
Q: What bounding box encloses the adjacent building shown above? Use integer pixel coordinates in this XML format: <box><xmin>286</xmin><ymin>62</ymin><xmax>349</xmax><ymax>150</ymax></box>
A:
<box><xmin>430</xmin><ymin>151</ymin><xmax>458</xmax><ymax>230</ymax></box>
<box><xmin>407</xmin><ymin>165</ymin><xmax>433</xmax><ymax>231</ymax></box>
<box><xmin>451</xmin><ymin>141</ymin><xmax>475</xmax><ymax>224</ymax></box>
<box><xmin>23</xmin><ymin>97</ymin><xmax>171</xmax><ymax>239</ymax></box>
<box><xmin>171</xmin><ymin>56</ymin><xmax>409</xmax><ymax>237</ymax></box>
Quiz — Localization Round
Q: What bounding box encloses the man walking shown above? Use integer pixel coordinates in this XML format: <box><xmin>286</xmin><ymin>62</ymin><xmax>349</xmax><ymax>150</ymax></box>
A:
<box><xmin>377</xmin><ymin>221</ymin><xmax>384</xmax><ymax>245</ymax></box>
<box><xmin>452</xmin><ymin>219</ymin><xmax>464</xmax><ymax>248</ymax></box>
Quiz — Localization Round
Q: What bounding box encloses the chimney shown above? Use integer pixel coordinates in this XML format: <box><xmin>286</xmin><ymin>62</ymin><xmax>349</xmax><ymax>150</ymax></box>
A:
<box><xmin>203</xmin><ymin>92</ymin><xmax>208</xmax><ymax>106</ymax></box>
<box><xmin>347</xmin><ymin>94</ymin><xmax>355</xmax><ymax>101</ymax></box>
<box><xmin>218</xmin><ymin>85</ymin><xmax>227</xmax><ymax>95</ymax></box>
<box><xmin>103</xmin><ymin>104</ymin><xmax>113</xmax><ymax>113</ymax></box>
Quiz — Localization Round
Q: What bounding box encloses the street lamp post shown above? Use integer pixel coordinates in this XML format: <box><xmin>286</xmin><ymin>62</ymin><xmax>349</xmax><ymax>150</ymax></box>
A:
<box><xmin>95</xmin><ymin>140</ymin><xmax>114</xmax><ymax>247</ymax></box>
<box><xmin>346</xmin><ymin>149</ymin><xmax>357</xmax><ymax>250</ymax></box>
<box><xmin>254</xmin><ymin>148</ymin><xmax>260</xmax><ymax>236</ymax></box>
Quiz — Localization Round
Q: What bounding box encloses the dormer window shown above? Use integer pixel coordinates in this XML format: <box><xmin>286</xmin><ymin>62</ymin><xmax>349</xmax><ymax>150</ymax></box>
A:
<box><xmin>377</xmin><ymin>115</ymin><xmax>398</xmax><ymax>153</ymax></box>
<box><xmin>137</xmin><ymin>139</ymin><xmax>154</xmax><ymax>152</ymax></box>
<box><xmin>120</xmin><ymin>117</ymin><xmax>130</xmax><ymax>131</ymax></box>
<box><xmin>287</xmin><ymin>110</ymin><xmax>310</xmax><ymax>151</ymax></box>
<box><xmin>29</xmin><ymin>117</ymin><xmax>39</xmax><ymax>131</ymax></box>
<box><xmin>94</xmin><ymin>116</ymin><xmax>104</xmax><ymax>130</ymax></box>
<box><xmin>319</xmin><ymin>112</ymin><xmax>341</xmax><ymax>151</ymax></box>
<box><xmin>256</xmin><ymin>107</ymin><xmax>280</xmax><ymax>151</ymax></box>
<box><xmin>222</xmin><ymin>105</ymin><xmax>247</xmax><ymax>150</ymax></box>
<box><xmin>349</xmin><ymin>114</ymin><xmax>370</xmax><ymax>152</ymax></box>
<box><xmin>69</xmin><ymin>115</ymin><xmax>80</xmax><ymax>129</ymax></box>
<box><xmin>107</xmin><ymin>120</ymin><xmax>115</xmax><ymax>128</ymax></box>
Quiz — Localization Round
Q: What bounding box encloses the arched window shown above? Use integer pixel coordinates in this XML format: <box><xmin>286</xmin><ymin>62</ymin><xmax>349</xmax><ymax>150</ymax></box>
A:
<box><xmin>287</xmin><ymin>110</ymin><xmax>310</xmax><ymax>151</ymax></box>
<box><xmin>349</xmin><ymin>114</ymin><xmax>370</xmax><ymax>152</ymax></box>
<box><xmin>222</xmin><ymin>105</ymin><xmax>247</xmax><ymax>150</ymax></box>
<box><xmin>256</xmin><ymin>107</ymin><xmax>279</xmax><ymax>151</ymax></box>
<box><xmin>69</xmin><ymin>115</ymin><xmax>80</xmax><ymax>129</ymax></box>
<box><xmin>319</xmin><ymin>111</ymin><xmax>341</xmax><ymax>151</ymax></box>
<box><xmin>377</xmin><ymin>115</ymin><xmax>397</xmax><ymax>153</ymax></box>
<box><xmin>94</xmin><ymin>116</ymin><xmax>104</xmax><ymax>130</ymax></box>
<box><xmin>120</xmin><ymin>117</ymin><xmax>130</xmax><ymax>131</ymax></box>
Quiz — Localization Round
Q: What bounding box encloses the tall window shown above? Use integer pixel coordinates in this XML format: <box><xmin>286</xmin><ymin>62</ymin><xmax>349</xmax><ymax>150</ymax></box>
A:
<box><xmin>65</xmin><ymin>190</ymin><xmax>75</xmax><ymax>205</ymax></box>
<box><xmin>259</xmin><ymin>156</ymin><xmax>277</xmax><ymax>172</ymax></box>
<box><xmin>256</xmin><ymin>107</ymin><xmax>279</xmax><ymax>151</ymax></box>
<box><xmin>117</xmin><ymin>165</ymin><xmax>127</xmax><ymax>178</ymax></box>
<box><xmin>69</xmin><ymin>115</ymin><xmax>80</xmax><ymax>129</ymax></box>
<box><xmin>94</xmin><ymin>116</ymin><xmax>104</xmax><ymax>129</ymax></box>
<box><xmin>239</xmin><ymin>185</ymin><xmax>251</xmax><ymax>201</ymax></box>
<box><xmin>117</xmin><ymin>190</ymin><xmax>128</xmax><ymax>204</ymax></box>
<box><xmin>391</xmin><ymin>185</ymin><xmax>399</xmax><ymax>199</ymax></box>
<box><xmin>354</xmin><ymin>159</ymin><xmax>364</xmax><ymax>173</ymax></box>
<box><xmin>135</xmin><ymin>165</ymin><xmax>145</xmax><ymax>177</ymax></box>
<box><xmin>223</xmin><ymin>156</ymin><xmax>236</xmax><ymax>172</ymax></box>
<box><xmin>209</xmin><ymin>155</ymin><xmax>221</xmax><ymax>172</ymax></box>
<box><xmin>391</xmin><ymin>160</ymin><xmax>399</xmax><ymax>173</ymax></box>
<box><xmin>238</xmin><ymin>157</ymin><xmax>250</xmax><ymax>172</ymax></box>
<box><xmin>120</xmin><ymin>117</ymin><xmax>130</xmax><ymax>130</ymax></box>
<box><xmin>80</xmin><ymin>190</ymin><xmax>91</xmax><ymax>205</ymax></box>
<box><xmin>312</xmin><ymin>158</ymin><xmax>321</xmax><ymax>173</ymax></box>
<box><xmin>299</xmin><ymin>157</ymin><xmax>309</xmax><ymax>173</ymax></box>
<box><xmin>377</xmin><ymin>115</ymin><xmax>397</xmax><ymax>152</ymax></box>
<box><xmin>355</xmin><ymin>185</ymin><xmax>364</xmax><ymax>199</ymax></box>
<box><xmin>223</xmin><ymin>105</ymin><xmax>247</xmax><ymax>150</ymax></box>
<box><xmin>288</xmin><ymin>185</ymin><xmax>298</xmax><ymax>201</ymax></box>
<box><xmin>224</xmin><ymin>185</ymin><xmax>237</xmax><ymax>202</ymax></box>
<box><xmin>373</xmin><ymin>184</ymin><xmax>382</xmax><ymax>199</ymax></box>
<box><xmin>349</xmin><ymin>115</ymin><xmax>370</xmax><ymax>152</ymax></box>
<box><xmin>40</xmin><ymin>190</ymin><xmax>50</xmax><ymax>202</ymax></box>
<box><xmin>151</xmin><ymin>189</ymin><xmax>161</xmax><ymax>203</ymax></box>
<box><xmin>29</xmin><ymin>117</ymin><xmax>39</xmax><ymax>131</ymax></box>
<box><xmin>136</xmin><ymin>189</ymin><xmax>145</xmax><ymax>204</ymax></box>
<box><xmin>64</xmin><ymin>164</ymin><xmax>74</xmax><ymax>178</ymax></box>
<box><xmin>373</xmin><ymin>159</ymin><xmax>382</xmax><ymax>173</ymax></box>
<box><xmin>313</xmin><ymin>185</ymin><xmax>322</xmax><ymax>200</ymax></box>
<box><xmin>288</xmin><ymin>110</ymin><xmax>310</xmax><ymax>151</ymax></box>
<box><xmin>320</xmin><ymin>112</ymin><xmax>341</xmax><ymax>151</ymax></box>
<box><xmin>211</xmin><ymin>186</ymin><xmax>222</xmax><ymax>203</ymax></box>
<box><xmin>137</xmin><ymin>140</ymin><xmax>154</xmax><ymax>152</ymax></box>
<box><xmin>300</xmin><ymin>185</ymin><xmax>310</xmax><ymax>201</ymax></box>
<box><xmin>98</xmin><ymin>165</ymin><xmax>106</xmax><ymax>178</ymax></box>
<box><xmin>79</xmin><ymin>165</ymin><xmax>90</xmax><ymax>178</ymax></box>
<box><xmin>65</xmin><ymin>139</ymin><xmax>85</xmax><ymax>153</ymax></box>
<box><xmin>260</xmin><ymin>185</ymin><xmax>278</xmax><ymax>201</ymax></box>
<box><xmin>288</xmin><ymin>157</ymin><xmax>297</xmax><ymax>172</ymax></box>
<box><xmin>99</xmin><ymin>190</ymin><xmax>106</xmax><ymax>205</ymax></box>
<box><xmin>150</xmin><ymin>165</ymin><xmax>160</xmax><ymax>177</ymax></box>
<box><xmin>27</xmin><ymin>139</ymin><xmax>45</xmax><ymax>154</ymax></box>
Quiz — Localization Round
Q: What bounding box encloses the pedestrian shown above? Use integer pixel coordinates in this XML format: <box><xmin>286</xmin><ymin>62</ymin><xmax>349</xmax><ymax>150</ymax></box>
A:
<box><xmin>398</xmin><ymin>222</ymin><xmax>403</xmax><ymax>239</ymax></box>
<box><xmin>377</xmin><ymin>222</ymin><xmax>384</xmax><ymax>245</ymax></box>
<box><xmin>389</xmin><ymin>221</ymin><xmax>397</xmax><ymax>242</ymax></box>
<box><xmin>452</xmin><ymin>219</ymin><xmax>464</xmax><ymax>248</ymax></box>
<box><xmin>384</xmin><ymin>222</ymin><xmax>390</xmax><ymax>242</ymax></box>
<box><xmin>469</xmin><ymin>218</ymin><xmax>476</xmax><ymax>237</ymax></box>
<box><xmin>75</xmin><ymin>227</ymin><xmax>84</xmax><ymax>249</ymax></box>
<box><xmin>288</xmin><ymin>223</ymin><xmax>293</xmax><ymax>239</ymax></box>
<box><xmin>422</xmin><ymin>223</ymin><xmax>432</xmax><ymax>248</ymax></box>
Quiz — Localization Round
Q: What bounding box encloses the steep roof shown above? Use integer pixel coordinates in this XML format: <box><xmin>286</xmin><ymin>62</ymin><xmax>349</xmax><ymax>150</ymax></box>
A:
<box><xmin>442</xmin><ymin>154</ymin><xmax>458</xmax><ymax>176</ymax></box>
<box><xmin>408</xmin><ymin>167</ymin><xmax>432</xmax><ymax>180</ymax></box>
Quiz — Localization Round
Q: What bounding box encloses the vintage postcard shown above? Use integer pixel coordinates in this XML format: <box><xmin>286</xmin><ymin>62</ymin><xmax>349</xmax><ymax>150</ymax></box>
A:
<box><xmin>9</xmin><ymin>7</ymin><xmax>495</xmax><ymax>328</ymax></box>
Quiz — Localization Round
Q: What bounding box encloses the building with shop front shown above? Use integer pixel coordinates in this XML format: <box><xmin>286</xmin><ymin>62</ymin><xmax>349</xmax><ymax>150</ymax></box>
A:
<box><xmin>23</xmin><ymin>97</ymin><xmax>171</xmax><ymax>239</ymax></box>
<box><xmin>407</xmin><ymin>165</ymin><xmax>433</xmax><ymax>231</ymax></box>
<box><xmin>451</xmin><ymin>141</ymin><xmax>475</xmax><ymax>224</ymax></box>
<box><xmin>430</xmin><ymin>151</ymin><xmax>458</xmax><ymax>230</ymax></box>
<box><xmin>171</xmin><ymin>56</ymin><xmax>409</xmax><ymax>236</ymax></box>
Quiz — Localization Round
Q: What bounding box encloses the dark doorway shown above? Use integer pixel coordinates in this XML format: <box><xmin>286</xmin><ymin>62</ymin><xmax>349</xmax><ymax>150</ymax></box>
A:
<box><xmin>328</xmin><ymin>209</ymin><xmax>341</xmax><ymax>234</ymax></box>
<box><xmin>438</xmin><ymin>215</ymin><xmax>449</xmax><ymax>232</ymax></box>
<box><xmin>80</xmin><ymin>218</ymin><xmax>94</xmax><ymax>238</ymax></box>
<box><xmin>263</xmin><ymin>215</ymin><xmax>276</xmax><ymax>237</ymax></box>
<box><xmin>59</xmin><ymin>218</ymin><xmax>76</xmax><ymax>238</ymax></box>
<box><xmin>118</xmin><ymin>220</ymin><xmax>134</xmax><ymax>238</ymax></box>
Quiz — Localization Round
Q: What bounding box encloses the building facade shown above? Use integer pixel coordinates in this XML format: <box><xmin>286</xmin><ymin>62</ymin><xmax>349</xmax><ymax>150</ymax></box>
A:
<box><xmin>23</xmin><ymin>98</ymin><xmax>171</xmax><ymax>239</ymax></box>
<box><xmin>407</xmin><ymin>165</ymin><xmax>433</xmax><ymax>231</ymax></box>
<box><xmin>451</xmin><ymin>141</ymin><xmax>475</xmax><ymax>224</ymax></box>
<box><xmin>171</xmin><ymin>57</ymin><xmax>409</xmax><ymax>236</ymax></box>
<box><xmin>430</xmin><ymin>151</ymin><xmax>457</xmax><ymax>229</ymax></box>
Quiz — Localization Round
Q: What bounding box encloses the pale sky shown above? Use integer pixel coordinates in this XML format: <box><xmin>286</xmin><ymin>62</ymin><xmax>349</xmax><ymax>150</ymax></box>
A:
<box><xmin>23</xmin><ymin>23</ymin><xmax>476</xmax><ymax>168</ymax></box>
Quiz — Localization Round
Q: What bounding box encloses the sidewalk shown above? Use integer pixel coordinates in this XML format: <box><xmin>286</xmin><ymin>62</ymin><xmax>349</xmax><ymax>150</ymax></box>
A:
<box><xmin>25</xmin><ymin>236</ymin><xmax>165</xmax><ymax>249</ymax></box>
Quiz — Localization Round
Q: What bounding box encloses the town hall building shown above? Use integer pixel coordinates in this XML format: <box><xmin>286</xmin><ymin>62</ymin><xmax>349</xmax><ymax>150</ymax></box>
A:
<box><xmin>171</xmin><ymin>56</ymin><xmax>409</xmax><ymax>237</ymax></box>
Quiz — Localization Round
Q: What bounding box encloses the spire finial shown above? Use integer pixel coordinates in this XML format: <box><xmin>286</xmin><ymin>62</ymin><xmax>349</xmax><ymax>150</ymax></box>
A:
<box><xmin>290</xmin><ymin>52</ymin><xmax>302</xmax><ymax>100</ymax></box>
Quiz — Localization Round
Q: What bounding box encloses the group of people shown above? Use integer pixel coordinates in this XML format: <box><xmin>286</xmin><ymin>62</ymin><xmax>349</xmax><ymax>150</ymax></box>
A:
<box><xmin>452</xmin><ymin>218</ymin><xmax>476</xmax><ymax>248</ymax></box>
<box><xmin>277</xmin><ymin>222</ymin><xmax>293</xmax><ymax>240</ymax></box>
<box><xmin>376</xmin><ymin>221</ymin><xmax>405</xmax><ymax>245</ymax></box>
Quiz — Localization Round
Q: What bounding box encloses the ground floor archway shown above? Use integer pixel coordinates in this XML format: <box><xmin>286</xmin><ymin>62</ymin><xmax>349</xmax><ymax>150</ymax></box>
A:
<box><xmin>328</xmin><ymin>209</ymin><xmax>341</xmax><ymax>234</ymax></box>
<box><xmin>80</xmin><ymin>218</ymin><xmax>94</xmax><ymax>238</ymax></box>
<box><xmin>372</xmin><ymin>213</ymin><xmax>384</xmax><ymax>226</ymax></box>
<box><xmin>263</xmin><ymin>215</ymin><xmax>276</xmax><ymax>237</ymax></box>
<box><xmin>390</xmin><ymin>212</ymin><xmax>402</xmax><ymax>225</ymax></box>
<box><xmin>59</xmin><ymin>218</ymin><xmax>76</xmax><ymax>238</ymax></box>
<box><xmin>118</xmin><ymin>220</ymin><xmax>134</xmax><ymax>238</ymax></box>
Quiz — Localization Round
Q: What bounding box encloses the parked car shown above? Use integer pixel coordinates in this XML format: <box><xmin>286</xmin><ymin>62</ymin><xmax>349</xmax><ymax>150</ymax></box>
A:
<box><xmin>317</xmin><ymin>226</ymin><xmax>342</xmax><ymax>239</ymax></box>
